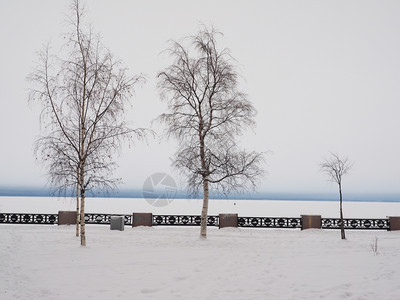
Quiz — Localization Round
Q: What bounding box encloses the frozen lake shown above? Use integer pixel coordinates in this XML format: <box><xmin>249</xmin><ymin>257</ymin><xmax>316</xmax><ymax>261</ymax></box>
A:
<box><xmin>1</xmin><ymin>196</ymin><xmax>399</xmax><ymax>218</ymax></box>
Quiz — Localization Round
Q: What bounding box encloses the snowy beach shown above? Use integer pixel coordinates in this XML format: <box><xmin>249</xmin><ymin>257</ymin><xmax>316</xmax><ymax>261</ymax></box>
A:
<box><xmin>1</xmin><ymin>197</ymin><xmax>400</xmax><ymax>299</ymax></box>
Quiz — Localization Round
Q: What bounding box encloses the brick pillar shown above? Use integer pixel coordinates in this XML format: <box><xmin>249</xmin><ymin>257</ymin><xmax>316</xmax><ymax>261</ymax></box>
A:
<box><xmin>132</xmin><ymin>213</ymin><xmax>153</xmax><ymax>227</ymax></box>
<box><xmin>219</xmin><ymin>213</ymin><xmax>238</xmax><ymax>229</ymax></box>
<box><xmin>301</xmin><ymin>215</ymin><xmax>321</xmax><ymax>230</ymax></box>
<box><xmin>388</xmin><ymin>216</ymin><xmax>400</xmax><ymax>231</ymax></box>
<box><xmin>58</xmin><ymin>211</ymin><xmax>77</xmax><ymax>225</ymax></box>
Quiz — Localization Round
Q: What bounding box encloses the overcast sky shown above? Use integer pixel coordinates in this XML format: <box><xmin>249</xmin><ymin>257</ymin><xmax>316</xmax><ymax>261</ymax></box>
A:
<box><xmin>1</xmin><ymin>0</ymin><xmax>400</xmax><ymax>197</ymax></box>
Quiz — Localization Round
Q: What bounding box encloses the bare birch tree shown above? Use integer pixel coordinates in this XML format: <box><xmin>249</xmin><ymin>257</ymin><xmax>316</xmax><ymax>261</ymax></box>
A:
<box><xmin>320</xmin><ymin>153</ymin><xmax>353</xmax><ymax>240</ymax></box>
<box><xmin>158</xmin><ymin>27</ymin><xmax>264</xmax><ymax>238</ymax></box>
<box><xmin>29</xmin><ymin>0</ymin><xmax>147</xmax><ymax>246</ymax></box>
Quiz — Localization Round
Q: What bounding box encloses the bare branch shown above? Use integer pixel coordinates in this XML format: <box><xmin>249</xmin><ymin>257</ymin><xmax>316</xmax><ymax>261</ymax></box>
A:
<box><xmin>320</xmin><ymin>152</ymin><xmax>353</xmax><ymax>240</ymax></box>
<box><xmin>320</xmin><ymin>153</ymin><xmax>353</xmax><ymax>186</ymax></box>
<box><xmin>28</xmin><ymin>0</ymin><xmax>149</xmax><ymax>245</ymax></box>
<box><xmin>158</xmin><ymin>26</ymin><xmax>265</xmax><ymax>237</ymax></box>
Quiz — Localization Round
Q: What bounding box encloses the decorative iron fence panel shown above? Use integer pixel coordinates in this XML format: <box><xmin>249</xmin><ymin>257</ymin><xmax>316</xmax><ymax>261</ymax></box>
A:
<box><xmin>153</xmin><ymin>215</ymin><xmax>219</xmax><ymax>226</ymax></box>
<box><xmin>237</xmin><ymin>217</ymin><xmax>302</xmax><ymax>228</ymax></box>
<box><xmin>322</xmin><ymin>218</ymin><xmax>389</xmax><ymax>230</ymax></box>
<box><xmin>0</xmin><ymin>213</ymin><xmax>58</xmax><ymax>225</ymax></box>
<box><xmin>85</xmin><ymin>214</ymin><xmax>133</xmax><ymax>225</ymax></box>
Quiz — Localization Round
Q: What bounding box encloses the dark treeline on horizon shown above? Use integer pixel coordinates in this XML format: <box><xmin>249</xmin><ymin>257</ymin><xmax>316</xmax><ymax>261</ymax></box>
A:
<box><xmin>0</xmin><ymin>187</ymin><xmax>399</xmax><ymax>202</ymax></box>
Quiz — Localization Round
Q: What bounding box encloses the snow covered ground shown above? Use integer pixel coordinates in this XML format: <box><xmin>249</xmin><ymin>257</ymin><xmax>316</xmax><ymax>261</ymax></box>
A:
<box><xmin>1</xmin><ymin>197</ymin><xmax>400</xmax><ymax>299</ymax></box>
<box><xmin>1</xmin><ymin>224</ymin><xmax>400</xmax><ymax>299</ymax></box>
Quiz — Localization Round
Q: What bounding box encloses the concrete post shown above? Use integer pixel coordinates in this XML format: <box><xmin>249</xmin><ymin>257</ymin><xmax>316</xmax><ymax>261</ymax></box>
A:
<box><xmin>301</xmin><ymin>215</ymin><xmax>322</xmax><ymax>230</ymax></box>
<box><xmin>58</xmin><ymin>211</ymin><xmax>77</xmax><ymax>225</ymax></box>
<box><xmin>132</xmin><ymin>213</ymin><xmax>153</xmax><ymax>227</ymax></box>
<box><xmin>219</xmin><ymin>213</ymin><xmax>238</xmax><ymax>229</ymax></box>
<box><xmin>388</xmin><ymin>216</ymin><xmax>400</xmax><ymax>231</ymax></box>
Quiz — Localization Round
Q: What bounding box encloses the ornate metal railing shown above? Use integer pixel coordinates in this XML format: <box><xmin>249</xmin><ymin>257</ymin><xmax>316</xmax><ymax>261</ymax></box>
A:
<box><xmin>0</xmin><ymin>213</ymin><xmax>392</xmax><ymax>230</ymax></box>
<box><xmin>153</xmin><ymin>215</ymin><xmax>219</xmax><ymax>226</ymax></box>
<box><xmin>0</xmin><ymin>213</ymin><xmax>58</xmax><ymax>225</ymax></box>
<box><xmin>85</xmin><ymin>213</ymin><xmax>132</xmax><ymax>225</ymax></box>
<box><xmin>322</xmin><ymin>218</ymin><xmax>389</xmax><ymax>230</ymax></box>
<box><xmin>238</xmin><ymin>217</ymin><xmax>302</xmax><ymax>228</ymax></box>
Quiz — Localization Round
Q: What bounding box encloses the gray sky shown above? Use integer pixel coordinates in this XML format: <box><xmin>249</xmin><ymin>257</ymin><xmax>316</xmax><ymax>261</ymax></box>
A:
<box><xmin>1</xmin><ymin>0</ymin><xmax>400</xmax><ymax>196</ymax></box>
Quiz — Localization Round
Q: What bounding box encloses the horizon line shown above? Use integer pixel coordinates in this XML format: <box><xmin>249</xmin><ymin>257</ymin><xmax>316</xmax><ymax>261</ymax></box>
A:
<box><xmin>0</xmin><ymin>187</ymin><xmax>399</xmax><ymax>202</ymax></box>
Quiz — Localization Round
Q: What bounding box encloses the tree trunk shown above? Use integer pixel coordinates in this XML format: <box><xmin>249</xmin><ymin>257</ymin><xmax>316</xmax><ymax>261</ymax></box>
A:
<box><xmin>79</xmin><ymin>163</ymin><xmax>86</xmax><ymax>246</ymax></box>
<box><xmin>75</xmin><ymin>186</ymin><xmax>79</xmax><ymax>237</ymax></box>
<box><xmin>80</xmin><ymin>189</ymin><xmax>86</xmax><ymax>246</ymax></box>
<box><xmin>75</xmin><ymin>173</ymin><xmax>79</xmax><ymax>237</ymax></box>
<box><xmin>200</xmin><ymin>177</ymin><xmax>209</xmax><ymax>238</ymax></box>
<box><xmin>339</xmin><ymin>183</ymin><xmax>346</xmax><ymax>240</ymax></box>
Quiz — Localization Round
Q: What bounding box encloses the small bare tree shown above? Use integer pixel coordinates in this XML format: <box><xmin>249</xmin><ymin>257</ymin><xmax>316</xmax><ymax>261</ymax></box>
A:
<box><xmin>370</xmin><ymin>236</ymin><xmax>379</xmax><ymax>256</ymax></box>
<box><xmin>321</xmin><ymin>153</ymin><xmax>353</xmax><ymax>240</ymax></box>
<box><xmin>29</xmin><ymin>0</ymin><xmax>147</xmax><ymax>246</ymax></box>
<box><xmin>158</xmin><ymin>27</ymin><xmax>264</xmax><ymax>238</ymax></box>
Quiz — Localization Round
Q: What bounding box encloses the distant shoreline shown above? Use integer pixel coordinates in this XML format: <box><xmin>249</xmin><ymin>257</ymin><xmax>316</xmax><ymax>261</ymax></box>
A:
<box><xmin>0</xmin><ymin>187</ymin><xmax>399</xmax><ymax>202</ymax></box>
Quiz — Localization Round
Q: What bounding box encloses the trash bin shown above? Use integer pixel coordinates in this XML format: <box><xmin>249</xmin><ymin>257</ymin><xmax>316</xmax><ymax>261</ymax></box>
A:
<box><xmin>110</xmin><ymin>216</ymin><xmax>124</xmax><ymax>231</ymax></box>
